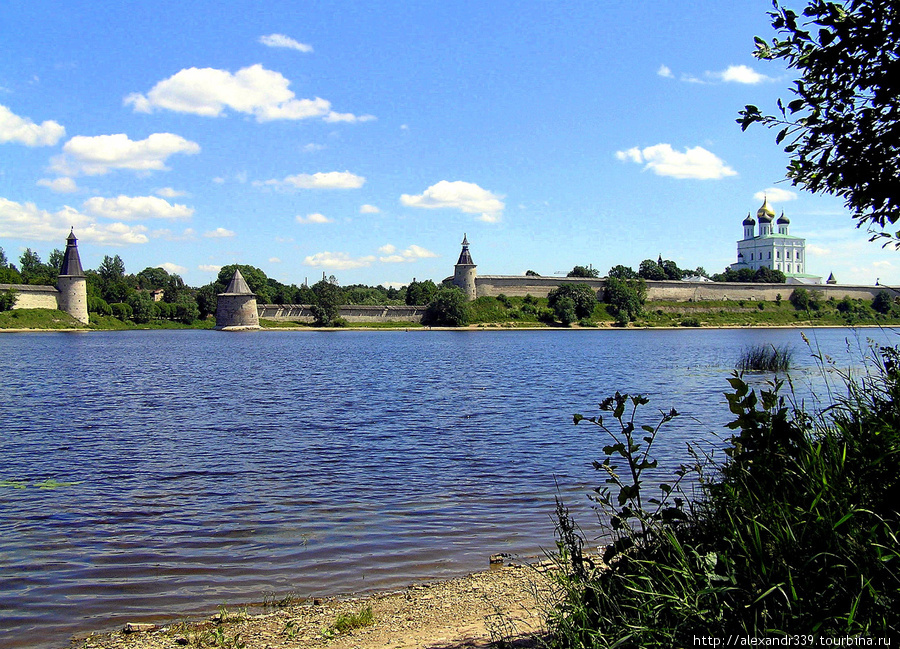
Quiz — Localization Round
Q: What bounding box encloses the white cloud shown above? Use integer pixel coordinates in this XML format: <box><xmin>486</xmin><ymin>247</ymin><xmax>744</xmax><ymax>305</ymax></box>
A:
<box><xmin>615</xmin><ymin>143</ymin><xmax>737</xmax><ymax>180</ymax></box>
<box><xmin>37</xmin><ymin>177</ymin><xmax>78</xmax><ymax>193</ymax></box>
<box><xmin>124</xmin><ymin>64</ymin><xmax>372</xmax><ymax>123</ymax></box>
<box><xmin>260</xmin><ymin>170</ymin><xmax>366</xmax><ymax>189</ymax></box>
<box><xmin>0</xmin><ymin>103</ymin><xmax>65</xmax><ymax>146</ymax></box>
<box><xmin>303</xmin><ymin>143</ymin><xmax>326</xmax><ymax>153</ymax></box>
<box><xmin>0</xmin><ymin>196</ymin><xmax>148</xmax><ymax>244</ymax></box>
<box><xmin>806</xmin><ymin>244</ymin><xmax>832</xmax><ymax>256</ymax></box>
<box><xmin>360</xmin><ymin>204</ymin><xmax>380</xmax><ymax>214</ymax></box>
<box><xmin>204</xmin><ymin>227</ymin><xmax>235</xmax><ymax>238</ymax></box>
<box><xmin>52</xmin><ymin>132</ymin><xmax>200</xmax><ymax>176</ymax></box>
<box><xmin>83</xmin><ymin>195</ymin><xmax>194</xmax><ymax>220</ymax></box>
<box><xmin>296</xmin><ymin>212</ymin><xmax>332</xmax><ymax>224</ymax></box>
<box><xmin>378</xmin><ymin>244</ymin><xmax>439</xmax><ymax>263</ymax></box>
<box><xmin>400</xmin><ymin>180</ymin><xmax>505</xmax><ymax>222</ymax></box>
<box><xmin>303</xmin><ymin>251</ymin><xmax>376</xmax><ymax>270</ymax></box>
<box><xmin>715</xmin><ymin>65</ymin><xmax>773</xmax><ymax>84</ymax></box>
<box><xmin>199</xmin><ymin>264</ymin><xmax>222</xmax><ymax>273</ymax></box>
<box><xmin>152</xmin><ymin>227</ymin><xmax>196</xmax><ymax>241</ymax></box>
<box><xmin>159</xmin><ymin>262</ymin><xmax>187</xmax><ymax>274</ymax></box>
<box><xmin>156</xmin><ymin>187</ymin><xmax>187</xmax><ymax>198</ymax></box>
<box><xmin>657</xmin><ymin>64</ymin><xmax>673</xmax><ymax>78</ymax></box>
<box><xmin>269</xmin><ymin>257</ymin><xmax>282</xmax><ymax>263</ymax></box>
<box><xmin>258</xmin><ymin>34</ymin><xmax>313</xmax><ymax>52</ymax></box>
<box><xmin>324</xmin><ymin>111</ymin><xmax>376</xmax><ymax>123</ymax></box>
<box><xmin>753</xmin><ymin>187</ymin><xmax>798</xmax><ymax>203</ymax></box>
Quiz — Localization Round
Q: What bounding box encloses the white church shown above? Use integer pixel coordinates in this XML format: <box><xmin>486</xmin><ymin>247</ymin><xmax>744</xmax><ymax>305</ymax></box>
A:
<box><xmin>730</xmin><ymin>197</ymin><xmax>821</xmax><ymax>283</ymax></box>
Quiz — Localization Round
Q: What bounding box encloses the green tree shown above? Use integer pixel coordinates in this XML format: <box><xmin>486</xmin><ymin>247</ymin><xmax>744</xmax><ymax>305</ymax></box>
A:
<box><xmin>607</xmin><ymin>264</ymin><xmax>637</xmax><ymax>280</ymax></box>
<box><xmin>405</xmin><ymin>279</ymin><xmax>439</xmax><ymax>305</ymax></box>
<box><xmin>422</xmin><ymin>286</ymin><xmax>468</xmax><ymax>326</ymax></box>
<box><xmin>173</xmin><ymin>294</ymin><xmax>200</xmax><ymax>324</ymax></box>
<box><xmin>18</xmin><ymin>249</ymin><xmax>55</xmax><ymax>285</ymax></box>
<box><xmin>638</xmin><ymin>259</ymin><xmax>667</xmax><ymax>281</ymax></box>
<box><xmin>310</xmin><ymin>276</ymin><xmax>344</xmax><ymax>326</ymax></box>
<box><xmin>739</xmin><ymin>0</ymin><xmax>900</xmax><ymax>239</ymax></box>
<box><xmin>567</xmin><ymin>265</ymin><xmax>599</xmax><ymax>278</ymax></box>
<box><xmin>548</xmin><ymin>284</ymin><xmax>597</xmax><ymax>321</ymax></box>
<box><xmin>0</xmin><ymin>288</ymin><xmax>18</xmax><ymax>311</ymax></box>
<box><xmin>98</xmin><ymin>255</ymin><xmax>126</xmax><ymax>282</ymax></box>
<box><xmin>660</xmin><ymin>259</ymin><xmax>683</xmax><ymax>280</ymax></box>
<box><xmin>872</xmin><ymin>289</ymin><xmax>895</xmax><ymax>315</ymax></box>
<box><xmin>525</xmin><ymin>269</ymin><xmax>541</xmax><ymax>277</ymax></box>
<box><xmin>136</xmin><ymin>266</ymin><xmax>171</xmax><ymax>290</ymax></box>
<box><xmin>604</xmin><ymin>277</ymin><xmax>647</xmax><ymax>325</ymax></box>
<box><xmin>0</xmin><ymin>247</ymin><xmax>22</xmax><ymax>284</ymax></box>
<box><xmin>195</xmin><ymin>283</ymin><xmax>219</xmax><ymax>319</ymax></box>
<box><xmin>126</xmin><ymin>291</ymin><xmax>156</xmax><ymax>323</ymax></box>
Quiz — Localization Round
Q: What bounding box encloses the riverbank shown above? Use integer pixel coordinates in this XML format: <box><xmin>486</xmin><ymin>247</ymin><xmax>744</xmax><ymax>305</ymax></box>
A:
<box><xmin>67</xmin><ymin>563</ymin><xmax>552</xmax><ymax>649</ymax></box>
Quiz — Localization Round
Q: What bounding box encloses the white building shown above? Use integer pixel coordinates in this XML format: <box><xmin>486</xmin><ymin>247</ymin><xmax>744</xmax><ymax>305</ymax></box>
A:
<box><xmin>730</xmin><ymin>198</ymin><xmax>818</xmax><ymax>282</ymax></box>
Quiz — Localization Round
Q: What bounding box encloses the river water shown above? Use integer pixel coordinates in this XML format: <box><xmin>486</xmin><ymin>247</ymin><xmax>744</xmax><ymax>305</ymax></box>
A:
<box><xmin>0</xmin><ymin>327</ymin><xmax>896</xmax><ymax>648</ymax></box>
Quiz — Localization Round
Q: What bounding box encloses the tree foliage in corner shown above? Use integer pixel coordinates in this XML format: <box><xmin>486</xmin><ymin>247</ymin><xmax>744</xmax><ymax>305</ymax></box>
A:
<box><xmin>738</xmin><ymin>0</ymin><xmax>900</xmax><ymax>240</ymax></box>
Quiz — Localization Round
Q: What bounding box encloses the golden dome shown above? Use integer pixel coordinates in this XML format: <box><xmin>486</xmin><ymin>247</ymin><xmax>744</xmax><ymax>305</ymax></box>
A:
<box><xmin>757</xmin><ymin>196</ymin><xmax>775</xmax><ymax>220</ymax></box>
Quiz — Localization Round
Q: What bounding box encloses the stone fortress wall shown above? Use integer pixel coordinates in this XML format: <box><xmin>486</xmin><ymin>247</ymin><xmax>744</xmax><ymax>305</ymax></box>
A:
<box><xmin>472</xmin><ymin>276</ymin><xmax>896</xmax><ymax>302</ymax></box>
<box><xmin>0</xmin><ymin>284</ymin><xmax>61</xmax><ymax>310</ymax></box>
<box><xmin>258</xmin><ymin>304</ymin><xmax>426</xmax><ymax>323</ymax></box>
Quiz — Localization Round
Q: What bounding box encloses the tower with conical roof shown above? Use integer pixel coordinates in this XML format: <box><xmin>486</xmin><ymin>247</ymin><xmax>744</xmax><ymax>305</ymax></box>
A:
<box><xmin>56</xmin><ymin>228</ymin><xmax>89</xmax><ymax>324</ymax></box>
<box><xmin>452</xmin><ymin>234</ymin><xmax>477</xmax><ymax>301</ymax></box>
<box><xmin>215</xmin><ymin>268</ymin><xmax>260</xmax><ymax>330</ymax></box>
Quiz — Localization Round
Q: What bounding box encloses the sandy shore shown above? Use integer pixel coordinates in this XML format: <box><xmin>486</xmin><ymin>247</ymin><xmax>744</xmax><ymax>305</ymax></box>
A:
<box><xmin>67</xmin><ymin>562</ymin><xmax>554</xmax><ymax>649</ymax></box>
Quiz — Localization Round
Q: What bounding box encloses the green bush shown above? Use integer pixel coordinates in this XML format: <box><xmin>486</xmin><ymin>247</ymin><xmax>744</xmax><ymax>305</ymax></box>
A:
<box><xmin>88</xmin><ymin>296</ymin><xmax>111</xmax><ymax>316</ymax></box>
<box><xmin>110</xmin><ymin>302</ymin><xmax>132</xmax><ymax>320</ymax></box>
<box><xmin>422</xmin><ymin>286</ymin><xmax>468</xmax><ymax>326</ymax></box>
<box><xmin>679</xmin><ymin>317</ymin><xmax>701</xmax><ymax>327</ymax></box>
<box><xmin>0</xmin><ymin>288</ymin><xmax>18</xmax><ymax>311</ymax></box>
<box><xmin>550</xmin><ymin>347</ymin><xmax>900</xmax><ymax>645</ymax></box>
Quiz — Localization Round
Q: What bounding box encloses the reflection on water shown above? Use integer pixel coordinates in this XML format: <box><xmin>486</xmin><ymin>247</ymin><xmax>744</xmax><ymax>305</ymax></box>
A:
<box><xmin>0</xmin><ymin>327</ymin><xmax>895</xmax><ymax>649</ymax></box>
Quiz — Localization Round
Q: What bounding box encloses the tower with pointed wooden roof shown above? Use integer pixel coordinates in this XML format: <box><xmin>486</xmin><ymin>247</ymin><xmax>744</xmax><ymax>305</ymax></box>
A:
<box><xmin>452</xmin><ymin>234</ymin><xmax>477</xmax><ymax>301</ymax></box>
<box><xmin>215</xmin><ymin>268</ymin><xmax>260</xmax><ymax>330</ymax></box>
<box><xmin>56</xmin><ymin>228</ymin><xmax>89</xmax><ymax>324</ymax></box>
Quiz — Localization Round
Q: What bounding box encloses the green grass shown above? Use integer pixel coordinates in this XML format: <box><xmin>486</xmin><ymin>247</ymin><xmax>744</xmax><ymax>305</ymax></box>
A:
<box><xmin>329</xmin><ymin>605</ymin><xmax>374</xmax><ymax>634</ymax></box>
<box><xmin>0</xmin><ymin>308</ymin><xmax>87</xmax><ymax>329</ymax></box>
<box><xmin>550</xmin><ymin>347</ymin><xmax>900</xmax><ymax>645</ymax></box>
<box><xmin>736</xmin><ymin>344</ymin><xmax>793</xmax><ymax>372</ymax></box>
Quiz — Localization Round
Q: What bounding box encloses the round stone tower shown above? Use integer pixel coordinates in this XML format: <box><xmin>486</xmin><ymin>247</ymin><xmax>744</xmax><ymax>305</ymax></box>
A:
<box><xmin>452</xmin><ymin>234</ymin><xmax>477</xmax><ymax>301</ymax></box>
<box><xmin>56</xmin><ymin>228</ymin><xmax>89</xmax><ymax>324</ymax></box>
<box><xmin>215</xmin><ymin>269</ymin><xmax>260</xmax><ymax>330</ymax></box>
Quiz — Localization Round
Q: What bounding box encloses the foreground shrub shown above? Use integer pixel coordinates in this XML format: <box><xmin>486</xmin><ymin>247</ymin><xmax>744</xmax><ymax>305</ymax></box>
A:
<box><xmin>549</xmin><ymin>348</ymin><xmax>900</xmax><ymax>646</ymax></box>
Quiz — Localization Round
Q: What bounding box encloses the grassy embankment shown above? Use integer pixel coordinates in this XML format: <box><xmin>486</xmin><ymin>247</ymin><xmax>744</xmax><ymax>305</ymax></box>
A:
<box><xmin>4</xmin><ymin>293</ymin><xmax>900</xmax><ymax>330</ymax></box>
<box><xmin>0</xmin><ymin>308</ymin><xmax>216</xmax><ymax>331</ymax></box>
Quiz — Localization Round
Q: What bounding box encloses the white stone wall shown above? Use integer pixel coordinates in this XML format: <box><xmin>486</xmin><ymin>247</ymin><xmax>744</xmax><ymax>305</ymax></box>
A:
<box><xmin>216</xmin><ymin>294</ymin><xmax>260</xmax><ymax>329</ymax></box>
<box><xmin>57</xmin><ymin>277</ymin><xmax>89</xmax><ymax>324</ymax></box>
<box><xmin>0</xmin><ymin>284</ymin><xmax>60</xmax><ymax>310</ymax></box>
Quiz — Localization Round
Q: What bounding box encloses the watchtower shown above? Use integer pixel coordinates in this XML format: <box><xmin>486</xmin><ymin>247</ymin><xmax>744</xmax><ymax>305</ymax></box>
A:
<box><xmin>56</xmin><ymin>228</ymin><xmax>89</xmax><ymax>324</ymax></box>
<box><xmin>452</xmin><ymin>234</ymin><xmax>477</xmax><ymax>301</ymax></box>
<box><xmin>215</xmin><ymin>269</ymin><xmax>260</xmax><ymax>330</ymax></box>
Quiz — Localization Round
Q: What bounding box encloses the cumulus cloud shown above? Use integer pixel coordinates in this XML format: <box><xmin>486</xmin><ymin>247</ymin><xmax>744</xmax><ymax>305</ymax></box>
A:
<box><xmin>83</xmin><ymin>195</ymin><xmax>194</xmax><ymax>220</ymax></box>
<box><xmin>259</xmin><ymin>170</ymin><xmax>366</xmax><ymax>189</ymax></box>
<box><xmin>615</xmin><ymin>143</ymin><xmax>737</xmax><ymax>180</ymax></box>
<box><xmin>715</xmin><ymin>65</ymin><xmax>773</xmax><ymax>84</ymax></box>
<box><xmin>303</xmin><ymin>251</ymin><xmax>376</xmax><ymax>270</ymax></box>
<box><xmin>199</xmin><ymin>264</ymin><xmax>222</xmax><ymax>273</ymax></box>
<box><xmin>401</xmin><ymin>180</ymin><xmax>505</xmax><ymax>222</ymax></box>
<box><xmin>753</xmin><ymin>187</ymin><xmax>798</xmax><ymax>203</ymax></box>
<box><xmin>156</xmin><ymin>187</ymin><xmax>188</xmax><ymax>198</ymax></box>
<box><xmin>657</xmin><ymin>64</ymin><xmax>673</xmax><ymax>78</ymax></box>
<box><xmin>360</xmin><ymin>204</ymin><xmax>380</xmax><ymax>214</ymax></box>
<box><xmin>204</xmin><ymin>227</ymin><xmax>235</xmax><ymax>238</ymax></box>
<box><xmin>124</xmin><ymin>64</ymin><xmax>372</xmax><ymax>124</ymax></box>
<box><xmin>0</xmin><ymin>196</ymin><xmax>148</xmax><ymax>244</ymax></box>
<box><xmin>51</xmin><ymin>132</ymin><xmax>200</xmax><ymax>176</ymax></box>
<box><xmin>296</xmin><ymin>212</ymin><xmax>332</xmax><ymax>224</ymax></box>
<box><xmin>269</xmin><ymin>257</ymin><xmax>282</xmax><ymax>263</ymax></box>
<box><xmin>0</xmin><ymin>103</ymin><xmax>66</xmax><ymax>146</ymax></box>
<box><xmin>159</xmin><ymin>262</ymin><xmax>187</xmax><ymax>274</ymax></box>
<box><xmin>37</xmin><ymin>177</ymin><xmax>78</xmax><ymax>193</ymax></box>
<box><xmin>378</xmin><ymin>244</ymin><xmax>439</xmax><ymax>263</ymax></box>
<box><xmin>152</xmin><ymin>227</ymin><xmax>196</xmax><ymax>241</ymax></box>
<box><xmin>259</xmin><ymin>34</ymin><xmax>313</xmax><ymax>52</ymax></box>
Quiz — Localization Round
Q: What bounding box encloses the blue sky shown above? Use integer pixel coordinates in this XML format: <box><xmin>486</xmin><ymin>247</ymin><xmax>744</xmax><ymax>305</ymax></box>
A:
<box><xmin>2</xmin><ymin>0</ymin><xmax>897</xmax><ymax>288</ymax></box>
